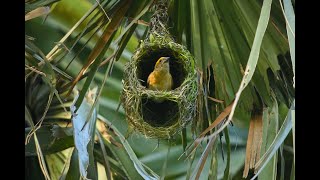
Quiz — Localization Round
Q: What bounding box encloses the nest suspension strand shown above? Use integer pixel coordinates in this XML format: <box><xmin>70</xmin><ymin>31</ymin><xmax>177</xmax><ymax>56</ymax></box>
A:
<box><xmin>121</xmin><ymin>0</ymin><xmax>197</xmax><ymax>139</ymax></box>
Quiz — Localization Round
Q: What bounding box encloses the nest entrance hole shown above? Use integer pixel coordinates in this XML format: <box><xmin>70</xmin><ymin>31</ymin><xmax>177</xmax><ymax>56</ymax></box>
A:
<box><xmin>137</xmin><ymin>48</ymin><xmax>187</xmax><ymax>89</ymax></box>
<box><xmin>141</xmin><ymin>98</ymin><xmax>179</xmax><ymax>127</ymax></box>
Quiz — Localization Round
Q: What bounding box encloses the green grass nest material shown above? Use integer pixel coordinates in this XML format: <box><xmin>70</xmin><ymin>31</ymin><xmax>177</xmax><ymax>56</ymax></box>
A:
<box><xmin>121</xmin><ymin>33</ymin><xmax>197</xmax><ymax>139</ymax></box>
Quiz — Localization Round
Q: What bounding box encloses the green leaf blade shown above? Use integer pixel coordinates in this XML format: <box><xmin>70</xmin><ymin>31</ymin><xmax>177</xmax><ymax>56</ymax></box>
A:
<box><xmin>71</xmin><ymin>89</ymin><xmax>98</xmax><ymax>179</ymax></box>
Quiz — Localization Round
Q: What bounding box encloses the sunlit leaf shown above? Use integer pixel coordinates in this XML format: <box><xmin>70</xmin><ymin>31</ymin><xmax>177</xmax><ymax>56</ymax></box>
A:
<box><xmin>220</xmin><ymin>0</ymin><xmax>273</xmax><ymax>153</ymax></box>
<box><xmin>70</xmin><ymin>88</ymin><xmax>98</xmax><ymax>179</ymax></box>
<box><xmin>282</xmin><ymin>0</ymin><xmax>295</xmax><ymax>85</ymax></box>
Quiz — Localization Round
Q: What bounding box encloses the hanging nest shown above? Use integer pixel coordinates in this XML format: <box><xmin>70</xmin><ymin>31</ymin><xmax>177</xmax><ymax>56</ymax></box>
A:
<box><xmin>121</xmin><ymin>0</ymin><xmax>197</xmax><ymax>139</ymax></box>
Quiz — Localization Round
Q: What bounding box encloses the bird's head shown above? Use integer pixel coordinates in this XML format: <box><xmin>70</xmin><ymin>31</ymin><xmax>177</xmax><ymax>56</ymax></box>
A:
<box><xmin>154</xmin><ymin>57</ymin><xmax>170</xmax><ymax>72</ymax></box>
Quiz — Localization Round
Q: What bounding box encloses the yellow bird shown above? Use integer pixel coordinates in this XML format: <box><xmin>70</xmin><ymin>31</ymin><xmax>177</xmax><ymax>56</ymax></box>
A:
<box><xmin>147</xmin><ymin>57</ymin><xmax>173</xmax><ymax>91</ymax></box>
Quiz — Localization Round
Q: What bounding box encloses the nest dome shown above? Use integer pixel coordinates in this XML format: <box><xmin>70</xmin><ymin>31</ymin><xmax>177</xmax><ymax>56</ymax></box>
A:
<box><xmin>121</xmin><ymin>33</ymin><xmax>197</xmax><ymax>139</ymax></box>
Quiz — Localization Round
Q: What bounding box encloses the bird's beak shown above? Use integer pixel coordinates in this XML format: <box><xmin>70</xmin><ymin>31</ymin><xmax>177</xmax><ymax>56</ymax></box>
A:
<box><xmin>164</xmin><ymin>57</ymin><xmax>170</xmax><ymax>63</ymax></box>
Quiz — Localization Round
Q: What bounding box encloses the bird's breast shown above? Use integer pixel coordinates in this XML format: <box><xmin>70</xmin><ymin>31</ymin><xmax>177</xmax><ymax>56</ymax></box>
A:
<box><xmin>147</xmin><ymin>70</ymin><xmax>173</xmax><ymax>91</ymax></box>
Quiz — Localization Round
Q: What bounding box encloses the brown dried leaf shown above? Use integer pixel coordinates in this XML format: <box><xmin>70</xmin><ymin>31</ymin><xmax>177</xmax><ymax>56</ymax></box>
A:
<box><xmin>185</xmin><ymin>100</ymin><xmax>234</xmax><ymax>158</ymax></box>
<box><xmin>243</xmin><ymin>109</ymin><xmax>263</xmax><ymax>178</ymax></box>
<box><xmin>199</xmin><ymin>100</ymin><xmax>234</xmax><ymax>138</ymax></box>
<box><xmin>208</xmin><ymin>96</ymin><xmax>224</xmax><ymax>103</ymax></box>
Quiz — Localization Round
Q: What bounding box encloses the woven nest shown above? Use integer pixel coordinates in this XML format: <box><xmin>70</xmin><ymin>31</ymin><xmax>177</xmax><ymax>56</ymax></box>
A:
<box><xmin>121</xmin><ymin>32</ymin><xmax>197</xmax><ymax>139</ymax></box>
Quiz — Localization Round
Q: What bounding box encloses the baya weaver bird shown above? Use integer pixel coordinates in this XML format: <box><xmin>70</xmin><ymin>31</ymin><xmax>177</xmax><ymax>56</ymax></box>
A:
<box><xmin>147</xmin><ymin>57</ymin><xmax>173</xmax><ymax>91</ymax></box>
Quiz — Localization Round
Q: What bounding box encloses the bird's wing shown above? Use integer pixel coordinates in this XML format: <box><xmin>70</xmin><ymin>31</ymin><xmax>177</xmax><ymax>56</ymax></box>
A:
<box><xmin>147</xmin><ymin>73</ymin><xmax>152</xmax><ymax>88</ymax></box>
